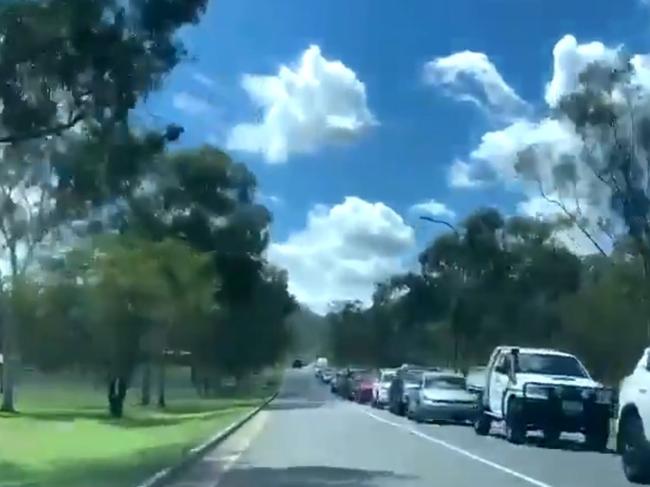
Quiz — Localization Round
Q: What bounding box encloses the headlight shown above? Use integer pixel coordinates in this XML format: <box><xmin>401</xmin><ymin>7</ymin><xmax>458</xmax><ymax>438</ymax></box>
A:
<box><xmin>595</xmin><ymin>388</ymin><xmax>613</xmax><ymax>404</ymax></box>
<box><xmin>525</xmin><ymin>384</ymin><xmax>550</xmax><ymax>399</ymax></box>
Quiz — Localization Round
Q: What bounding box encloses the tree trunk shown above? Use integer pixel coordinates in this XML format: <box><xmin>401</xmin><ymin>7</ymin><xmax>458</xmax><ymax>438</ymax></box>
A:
<box><xmin>1</xmin><ymin>305</ymin><xmax>16</xmax><ymax>413</ymax></box>
<box><xmin>141</xmin><ymin>362</ymin><xmax>151</xmax><ymax>406</ymax></box>
<box><xmin>156</xmin><ymin>360</ymin><xmax>166</xmax><ymax>408</ymax></box>
<box><xmin>108</xmin><ymin>377</ymin><xmax>127</xmax><ymax>418</ymax></box>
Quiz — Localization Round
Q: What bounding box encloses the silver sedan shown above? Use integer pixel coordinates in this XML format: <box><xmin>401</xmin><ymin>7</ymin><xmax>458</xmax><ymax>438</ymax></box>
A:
<box><xmin>407</xmin><ymin>372</ymin><xmax>478</xmax><ymax>424</ymax></box>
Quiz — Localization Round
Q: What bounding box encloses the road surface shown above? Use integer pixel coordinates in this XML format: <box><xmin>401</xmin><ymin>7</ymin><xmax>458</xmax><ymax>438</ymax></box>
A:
<box><xmin>169</xmin><ymin>366</ymin><xmax>633</xmax><ymax>487</ymax></box>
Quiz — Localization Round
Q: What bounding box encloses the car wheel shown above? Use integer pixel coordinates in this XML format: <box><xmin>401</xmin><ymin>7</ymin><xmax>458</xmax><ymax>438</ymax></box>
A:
<box><xmin>505</xmin><ymin>398</ymin><xmax>526</xmax><ymax>445</ymax></box>
<box><xmin>474</xmin><ymin>411</ymin><xmax>492</xmax><ymax>436</ymax></box>
<box><xmin>542</xmin><ymin>427</ymin><xmax>561</xmax><ymax>447</ymax></box>
<box><xmin>585</xmin><ymin>421</ymin><xmax>609</xmax><ymax>452</ymax></box>
<box><xmin>620</xmin><ymin>412</ymin><xmax>650</xmax><ymax>483</ymax></box>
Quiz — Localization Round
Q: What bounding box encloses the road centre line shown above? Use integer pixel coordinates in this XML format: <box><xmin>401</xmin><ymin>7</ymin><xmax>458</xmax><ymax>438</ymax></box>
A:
<box><xmin>359</xmin><ymin>409</ymin><xmax>554</xmax><ymax>487</ymax></box>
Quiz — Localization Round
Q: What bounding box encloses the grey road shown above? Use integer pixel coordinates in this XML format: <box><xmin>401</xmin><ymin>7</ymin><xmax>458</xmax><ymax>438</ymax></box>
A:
<box><xmin>170</xmin><ymin>366</ymin><xmax>633</xmax><ymax>487</ymax></box>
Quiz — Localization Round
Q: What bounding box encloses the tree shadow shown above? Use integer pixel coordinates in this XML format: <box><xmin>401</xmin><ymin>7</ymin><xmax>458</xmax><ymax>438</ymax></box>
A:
<box><xmin>266</xmin><ymin>399</ymin><xmax>326</xmax><ymax>411</ymax></box>
<box><xmin>0</xmin><ymin>461</ymin><xmax>34</xmax><ymax>485</ymax></box>
<box><xmin>221</xmin><ymin>465</ymin><xmax>417</xmax><ymax>487</ymax></box>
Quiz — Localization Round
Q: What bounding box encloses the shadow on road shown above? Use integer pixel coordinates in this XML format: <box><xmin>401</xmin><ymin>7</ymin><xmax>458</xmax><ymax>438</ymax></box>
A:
<box><xmin>266</xmin><ymin>400</ymin><xmax>326</xmax><ymax>411</ymax></box>
<box><xmin>222</xmin><ymin>465</ymin><xmax>416</xmax><ymax>486</ymax></box>
<box><xmin>490</xmin><ymin>431</ymin><xmax>617</xmax><ymax>455</ymax></box>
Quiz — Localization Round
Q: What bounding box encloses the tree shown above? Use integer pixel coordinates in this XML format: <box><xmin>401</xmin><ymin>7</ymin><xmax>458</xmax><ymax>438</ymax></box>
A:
<box><xmin>0</xmin><ymin>0</ymin><xmax>210</xmax><ymax>412</ymax></box>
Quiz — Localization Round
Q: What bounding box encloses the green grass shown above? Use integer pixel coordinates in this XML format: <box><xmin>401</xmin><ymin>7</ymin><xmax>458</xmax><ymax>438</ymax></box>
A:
<box><xmin>0</xmin><ymin>368</ymin><xmax>278</xmax><ymax>487</ymax></box>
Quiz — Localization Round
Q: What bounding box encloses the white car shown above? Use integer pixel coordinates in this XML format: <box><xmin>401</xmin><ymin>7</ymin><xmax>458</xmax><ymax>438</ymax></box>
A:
<box><xmin>372</xmin><ymin>368</ymin><xmax>396</xmax><ymax>408</ymax></box>
<box><xmin>474</xmin><ymin>346</ymin><xmax>613</xmax><ymax>449</ymax></box>
<box><xmin>617</xmin><ymin>347</ymin><xmax>650</xmax><ymax>483</ymax></box>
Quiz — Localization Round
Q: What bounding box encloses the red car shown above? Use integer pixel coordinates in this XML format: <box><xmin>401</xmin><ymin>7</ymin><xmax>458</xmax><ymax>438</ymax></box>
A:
<box><xmin>351</xmin><ymin>371</ymin><xmax>376</xmax><ymax>403</ymax></box>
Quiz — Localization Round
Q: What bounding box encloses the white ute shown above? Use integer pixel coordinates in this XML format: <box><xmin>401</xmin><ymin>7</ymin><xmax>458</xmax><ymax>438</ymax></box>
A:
<box><xmin>474</xmin><ymin>346</ymin><xmax>614</xmax><ymax>449</ymax></box>
<box><xmin>617</xmin><ymin>347</ymin><xmax>650</xmax><ymax>483</ymax></box>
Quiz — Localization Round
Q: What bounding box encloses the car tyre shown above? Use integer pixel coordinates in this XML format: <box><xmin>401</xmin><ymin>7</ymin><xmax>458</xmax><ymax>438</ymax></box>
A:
<box><xmin>585</xmin><ymin>421</ymin><xmax>609</xmax><ymax>452</ymax></box>
<box><xmin>474</xmin><ymin>395</ymin><xmax>491</xmax><ymax>436</ymax></box>
<box><xmin>542</xmin><ymin>427</ymin><xmax>561</xmax><ymax>447</ymax></box>
<box><xmin>620</xmin><ymin>412</ymin><xmax>650</xmax><ymax>483</ymax></box>
<box><xmin>505</xmin><ymin>398</ymin><xmax>526</xmax><ymax>445</ymax></box>
<box><xmin>474</xmin><ymin>411</ymin><xmax>492</xmax><ymax>436</ymax></box>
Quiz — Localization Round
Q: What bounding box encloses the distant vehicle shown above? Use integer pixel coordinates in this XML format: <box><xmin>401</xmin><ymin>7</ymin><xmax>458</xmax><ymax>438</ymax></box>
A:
<box><xmin>315</xmin><ymin>357</ymin><xmax>329</xmax><ymax>368</ymax></box>
<box><xmin>292</xmin><ymin>359</ymin><xmax>304</xmax><ymax>369</ymax></box>
<box><xmin>351</xmin><ymin>370</ymin><xmax>377</xmax><ymax>404</ymax></box>
<box><xmin>331</xmin><ymin>369</ymin><xmax>346</xmax><ymax>394</ymax></box>
<box><xmin>406</xmin><ymin>372</ymin><xmax>477</xmax><ymax>423</ymax></box>
<box><xmin>372</xmin><ymin>369</ymin><xmax>396</xmax><ymax>408</ymax></box>
<box><xmin>320</xmin><ymin>367</ymin><xmax>335</xmax><ymax>384</ymax></box>
<box><xmin>389</xmin><ymin>366</ymin><xmax>432</xmax><ymax>416</ymax></box>
<box><xmin>617</xmin><ymin>347</ymin><xmax>650</xmax><ymax>483</ymax></box>
<box><xmin>474</xmin><ymin>346</ymin><xmax>613</xmax><ymax>449</ymax></box>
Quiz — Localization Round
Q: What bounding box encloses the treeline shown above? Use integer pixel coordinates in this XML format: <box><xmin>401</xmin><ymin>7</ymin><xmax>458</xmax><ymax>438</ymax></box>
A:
<box><xmin>0</xmin><ymin>0</ymin><xmax>295</xmax><ymax>417</ymax></box>
<box><xmin>330</xmin><ymin>52</ymin><xmax>650</xmax><ymax>385</ymax></box>
<box><xmin>328</xmin><ymin>210</ymin><xmax>648</xmax><ymax>384</ymax></box>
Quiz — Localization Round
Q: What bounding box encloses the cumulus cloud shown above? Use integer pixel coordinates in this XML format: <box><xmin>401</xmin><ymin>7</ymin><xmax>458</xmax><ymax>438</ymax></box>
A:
<box><xmin>268</xmin><ymin>197</ymin><xmax>415</xmax><ymax>314</ymax></box>
<box><xmin>227</xmin><ymin>45</ymin><xmax>376</xmax><ymax>163</ymax></box>
<box><xmin>172</xmin><ymin>91</ymin><xmax>212</xmax><ymax>115</ymax></box>
<box><xmin>192</xmin><ymin>72</ymin><xmax>216</xmax><ymax>88</ymax></box>
<box><xmin>424</xmin><ymin>50</ymin><xmax>528</xmax><ymax>120</ymax></box>
<box><xmin>448</xmin><ymin>159</ymin><xmax>485</xmax><ymax>188</ymax></box>
<box><xmin>409</xmin><ymin>199</ymin><xmax>456</xmax><ymax>219</ymax></box>
<box><xmin>545</xmin><ymin>34</ymin><xmax>621</xmax><ymax>107</ymax></box>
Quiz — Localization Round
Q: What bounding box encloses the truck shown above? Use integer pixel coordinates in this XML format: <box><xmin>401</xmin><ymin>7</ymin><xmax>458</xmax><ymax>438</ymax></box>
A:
<box><xmin>474</xmin><ymin>346</ymin><xmax>614</xmax><ymax>449</ymax></box>
<box><xmin>616</xmin><ymin>347</ymin><xmax>650</xmax><ymax>483</ymax></box>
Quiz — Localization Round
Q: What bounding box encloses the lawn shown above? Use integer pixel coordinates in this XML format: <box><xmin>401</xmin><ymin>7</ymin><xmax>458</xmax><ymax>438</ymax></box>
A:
<box><xmin>0</xmin><ymin>367</ymin><xmax>278</xmax><ymax>487</ymax></box>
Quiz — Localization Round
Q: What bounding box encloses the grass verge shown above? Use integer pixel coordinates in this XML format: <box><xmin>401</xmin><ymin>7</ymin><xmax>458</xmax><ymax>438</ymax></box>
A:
<box><xmin>0</xmin><ymin>368</ymin><xmax>278</xmax><ymax>487</ymax></box>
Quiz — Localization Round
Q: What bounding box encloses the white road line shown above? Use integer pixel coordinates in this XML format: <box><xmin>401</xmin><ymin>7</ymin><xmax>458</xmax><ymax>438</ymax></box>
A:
<box><xmin>360</xmin><ymin>409</ymin><xmax>554</xmax><ymax>487</ymax></box>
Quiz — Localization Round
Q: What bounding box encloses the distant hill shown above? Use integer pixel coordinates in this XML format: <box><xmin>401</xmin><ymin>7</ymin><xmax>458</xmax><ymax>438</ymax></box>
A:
<box><xmin>286</xmin><ymin>306</ymin><xmax>330</xmax><ymax>359</ymax></box>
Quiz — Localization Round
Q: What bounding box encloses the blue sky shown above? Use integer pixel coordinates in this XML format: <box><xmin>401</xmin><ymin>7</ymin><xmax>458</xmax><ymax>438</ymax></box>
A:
<box><xmin>144</xmin><ymin>0</ymin><xmax>650</xmax><ymax>312</ymax></box>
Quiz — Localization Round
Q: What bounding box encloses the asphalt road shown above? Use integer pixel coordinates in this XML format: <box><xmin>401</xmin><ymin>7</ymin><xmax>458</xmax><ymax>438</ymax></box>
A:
<box><xmin>170</xmin><ymin>366</ymin><xmax>634</xmax><ymax>487</ymax></box>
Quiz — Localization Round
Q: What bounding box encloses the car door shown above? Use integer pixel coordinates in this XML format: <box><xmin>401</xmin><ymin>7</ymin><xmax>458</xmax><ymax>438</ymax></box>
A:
<box><xmin>489</xmin><ymin>353</ymin><xmax>509</xmax><ymax>417</ymax></box>
<box><xmin>638</xmin><ymin>350</ymin><xmax>650</xmax><ymax>437</ymax></box>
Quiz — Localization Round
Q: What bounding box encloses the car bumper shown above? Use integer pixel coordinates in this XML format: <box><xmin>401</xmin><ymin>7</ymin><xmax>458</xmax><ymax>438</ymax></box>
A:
<box><xmin>415</xmin><ymin>403</ymin><xmax>478</xmax><ymax>422</ymax></box>
<box><xmin>520</xmin><ymin>398</ymin><xmax>611</xmax><ymax>432</ymax></box>
<box><xmin>375</xmin><ymin>390</ymin><xmax>389</xmax><ymax>405</ymax></box>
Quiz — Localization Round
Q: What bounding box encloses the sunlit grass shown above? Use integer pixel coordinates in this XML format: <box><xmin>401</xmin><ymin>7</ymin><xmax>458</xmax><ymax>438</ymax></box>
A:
<box><xmin>0</xmin><ymin>368</ymin><xmax>278</xmax><ymax>487</ymax></box>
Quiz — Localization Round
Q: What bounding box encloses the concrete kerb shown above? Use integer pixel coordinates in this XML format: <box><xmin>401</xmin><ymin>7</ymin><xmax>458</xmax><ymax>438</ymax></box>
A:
<box><xmin>136</xmin><ymin>392</ymin><xmax>278</xmax><ymax>487</ymax></box>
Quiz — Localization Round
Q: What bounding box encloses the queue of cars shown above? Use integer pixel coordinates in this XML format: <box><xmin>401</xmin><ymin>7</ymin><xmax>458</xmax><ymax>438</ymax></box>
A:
<box><xmin>313</xmin><ymin>345</ymin><xmax>650</xmax><ymax>485</ymax></box>
<box><xmin>316</xmin><ymin>362</ymin><xmax>481</xmax><ymax>425</ymax></box>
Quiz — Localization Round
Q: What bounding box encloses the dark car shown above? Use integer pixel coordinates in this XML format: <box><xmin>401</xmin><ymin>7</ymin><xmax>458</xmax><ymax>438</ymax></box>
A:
<box><xmin>331</xmin><ymin>369</ymin><xmax>347</xmax><ymax>394</ymax></box>
<box><xmin>292</xmin><ymin>359</ymin><xmax>304</xmax><ymax>368</ymax></box>
<box><xmin>351</xmin><ymin>370</ymin><xmax>377</xmax><ymax>403</ymax></box>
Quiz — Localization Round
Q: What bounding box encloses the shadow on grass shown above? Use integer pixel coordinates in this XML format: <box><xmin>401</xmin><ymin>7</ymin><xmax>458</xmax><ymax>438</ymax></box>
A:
<box><xmin>221</xmin><ymin>466</ymin><xmax>417</xmax><ymax>487</ymax></box>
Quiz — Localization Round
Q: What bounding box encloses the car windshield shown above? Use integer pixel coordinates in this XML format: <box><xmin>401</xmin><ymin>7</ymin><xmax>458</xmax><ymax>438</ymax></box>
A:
<box><xmin>381</xmin><ymin>372</ymin><xmax>395</xmax><ymax>383</ymax></box>
<box><xmin>404</xmin><ymin>371</ymin><xmax>424</xmax><ymax>384</ymax></box>
<box><xmin>424</xmin><ymin>376</ymin><xmax>466</xmax><ymax>390</ymax></box>
<box><xmin>517</xmin><ymin>354</ymin><xmax>587</xmax><ymax>378</ymax></box>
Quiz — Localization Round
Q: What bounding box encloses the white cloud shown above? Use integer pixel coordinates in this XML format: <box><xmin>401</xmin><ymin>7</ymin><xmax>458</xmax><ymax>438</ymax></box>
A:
<box><xmin>258</xmin><ymin>191</ymin><xmax>284</xmax><ymax>207</ymax></box>
<box><xmin>192</xmin><ymin>72</ymin><xmax>216</xmax><ymax>88</ymax></box>
<box><xmin>172</xmin><ymin>92</ymin><xmax>212</xmax><ymax>115</ymax></box>
<box><xmin>227</xmin><ymin>45</ymin><xmax>376</xmax><ymax>163</ymax></box>
<box><xmin>545</xmin><ymin>34</ymin><xmax>620</xmax><ymax>107</ymax></box>
<box><xmin>268</xmin><ymin>197</ymin><xmax>415</xmax><ymax>314</ymax></box>
<box><xmin>448</xmin><ymin>159</ymin><xmax>485</xmax><ymax>188</ymax></box>
<box><xmin>409</xmin><ymin>199</ymin><xmax>456</xmax><ymax>219</ymax></box>
<box><xmin>424</xmin><ymin>50</ymin><xmax>528</xmax><ymax>120</ymax></box>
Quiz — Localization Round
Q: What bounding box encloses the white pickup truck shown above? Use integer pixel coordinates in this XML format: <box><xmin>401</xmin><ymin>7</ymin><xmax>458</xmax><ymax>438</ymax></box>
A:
<box><xmin>617</xmin><ymin>347</ymin><xmax>650</xmax><ymax>483</ymax></box>
<box><xmin>474</xmin><ymin>346</ymin><xmax>614</xmax><ymax>449</ymax></box>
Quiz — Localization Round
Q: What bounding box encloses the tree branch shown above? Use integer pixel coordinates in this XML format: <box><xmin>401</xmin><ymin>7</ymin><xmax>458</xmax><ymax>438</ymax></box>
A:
<box><xmin>537</xmin><ymin>180</ymin><xmax>608</xmax><ymax>257</ymax></box>
<box><xmin>0</xmin><ymin>112</ymin><xmax>85</xmax><ymax>145</ymax></box>
<box><xmin>419</xmin><ymin>216</ymin><xmax>460</xmax><ymax>237</ymax></box>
